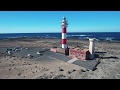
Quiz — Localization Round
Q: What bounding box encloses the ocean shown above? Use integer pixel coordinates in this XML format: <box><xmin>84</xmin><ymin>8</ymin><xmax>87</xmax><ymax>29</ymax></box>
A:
<box><xmin>0</xmin><ymin>32</ymin><xmax>120</xmax><ymax>42</ymax></box>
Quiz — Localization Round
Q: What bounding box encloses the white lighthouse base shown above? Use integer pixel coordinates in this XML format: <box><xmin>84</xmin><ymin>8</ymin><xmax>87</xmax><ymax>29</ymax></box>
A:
<box><xmin>62</xmin><ymin>44</ymin><xmax>67</xmax><ymax>49</ymax></box>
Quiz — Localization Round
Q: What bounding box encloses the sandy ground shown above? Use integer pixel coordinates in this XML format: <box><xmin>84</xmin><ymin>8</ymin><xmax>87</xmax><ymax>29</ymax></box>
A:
<box><xmin>0</xmin><ymin>38</ymin><xmax>120</xmax><ymax>79</ymax></box>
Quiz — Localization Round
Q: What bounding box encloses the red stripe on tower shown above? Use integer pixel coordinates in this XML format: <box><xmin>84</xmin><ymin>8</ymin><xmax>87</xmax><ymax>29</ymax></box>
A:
<box><xmin>62</xmin><ymin>39</ymin><xmax>66</xmax><ymax>44</ymax></box>
<box><xmin>62</xmin><ymin>28</ymin><xmax>66</xmax><ymax>33</ymax></box>
<box><xmin>61</xmin><ymin>17</ymin><xmax>68</xmax><ymax>49</ymax></box>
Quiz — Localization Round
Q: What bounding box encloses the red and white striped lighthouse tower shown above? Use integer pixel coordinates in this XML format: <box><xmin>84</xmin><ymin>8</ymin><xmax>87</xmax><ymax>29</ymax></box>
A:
<box><xmin>61</xmin><ymin>16</ymin><xmax>68</xmax><ymax>49</ymax></box>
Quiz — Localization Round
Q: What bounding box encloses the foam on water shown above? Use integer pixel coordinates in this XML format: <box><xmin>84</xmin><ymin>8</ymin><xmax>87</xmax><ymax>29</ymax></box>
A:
<box><xmin>0</xmin><ymin>32</ymin><xmax>120</xmax><ymax>42</ymax></box>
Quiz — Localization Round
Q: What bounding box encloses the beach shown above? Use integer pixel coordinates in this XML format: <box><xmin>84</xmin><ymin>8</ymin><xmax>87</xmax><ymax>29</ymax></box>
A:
<box><xmin>0</xmin><ymin>38</ymin><xmax>120</xmax><ymax>79</ymax></box>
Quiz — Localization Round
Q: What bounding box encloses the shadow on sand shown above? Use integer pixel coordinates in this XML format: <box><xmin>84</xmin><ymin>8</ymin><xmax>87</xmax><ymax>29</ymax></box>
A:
<box><xmin>95</xmin><ymin>52</ymin><xmax>107</xmax><ymax>53</ymax></box>
<box><xmin>100</xmin><ymin>56</ymin><xmax>119</xmax><ymax>59</ymax></box>
<box><xmin>95</xmin><ymin>52</ymin><xmax>119</xmax><ymax>59</ymax></box>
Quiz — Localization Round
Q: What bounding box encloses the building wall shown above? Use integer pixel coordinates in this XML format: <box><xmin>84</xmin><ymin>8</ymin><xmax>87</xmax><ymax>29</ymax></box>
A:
<box><xmin>50</xmin><ymin>48</ymin><xmax>57</xmax><ymax>52</ymax></box>
<box><xmin>56</xmin><ymin>48</ymin><xmax>65</xmax><ymax>54</ymax></box>
<box><xmin>50</xmin><ymin>47</ymin><xmax>69</xmax><ymax>56</ymax></box>
<box><xmin>50</xmin><ymin>47</ymin><xmax>90</xmax><ymax>60</ymax></box>
<box><xmin>69</xmin><ymin>49</ymin><xmax>89</xmax><ymax>60</ymax></box>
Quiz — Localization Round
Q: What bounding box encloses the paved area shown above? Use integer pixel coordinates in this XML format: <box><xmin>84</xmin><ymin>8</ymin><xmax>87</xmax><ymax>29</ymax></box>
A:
<box><xmin>0</xmin><ymin>48</ymin><xmax>8</xmax><ymax>53</ymax></box>
<box><xmin>67</xmin><ymin>58</ymin><xmax>78</xmax><ymax>63</ymax></box>
<box><xmin>0</xmin><ymin>47</ymin><xmax>47</xmax><ymax>59</ymax></box>
<box><xmin>0</xmin><ymin>47</ymin><xmax>100</xmax><ymax>70</ymax></box>
<box><xmin>73</xmin><ymin>59</ymin><xmax>100</xmax><ymax>70</ymax></box>
<box><xmin>43</xmin><ymin>51</ymin><xmax>71</xmax><ymax>62</ymax></box>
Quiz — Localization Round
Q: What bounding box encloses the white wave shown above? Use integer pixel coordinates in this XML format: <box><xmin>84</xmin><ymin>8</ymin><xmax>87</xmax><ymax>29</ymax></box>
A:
<box><xmin>79</xmin><ymin>35</ymin><xmax>87</xmax><ymax>36</ymax></box>
<box><xmin>67</xmin><ymin>34</ymin><xmax>90</xmax><ymax>37</ymax></box>
<box><xmin>105</xmin><ymin>37</ymin><xmax>114</xmax><ymax>41</ymax></box>
<box><xmin>23</xmin><ymin>36</ymin><xmax>27</xmax><ymax>37</ymax></box>
<box><xmin>99</xmin><ymin>37</ymin><xmax>114</xmax><ymax>41</ymax></box>
<box><xmin>72</xmin><ymin>35</ymin><xmax>86</xmax><ymax>36</ymax></box>
<box><xmin>95</xmin><ymin>39</ymin><xmax>99</xmax><ymax>41</ymax></box>
<box><xmin>7</xmin><ymin>37</ymin><xmax>18</xmax><ymax>38</ymax></box>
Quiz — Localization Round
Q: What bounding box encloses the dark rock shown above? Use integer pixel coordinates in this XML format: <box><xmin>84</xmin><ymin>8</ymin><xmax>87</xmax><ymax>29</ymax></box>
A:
<box><xmin>59</xmin><ymin>68</ymin><xmax>64</xmax><ymax>71</ymax></box>
<box><xmin>86</xmin><ymin>69</ymin><xmax>90</xmax><ymax>71</ymax></box>
<box><xmin>50</xmin><ymin>72</ymin><xmax>54</xmax><ymax>74</ymax></box>
<box><xmin>41</xmin><ymin>76</ymin><xmax>49</xmax><ymax>79</ymax></box>
<box><xmin>14</xmin><ymin>67</ymin><xmax>16</xmax><ymax>69</ymax></box>
<box><xmin>11</xmin><ymin>61</ymin><xmax>13</xmax><ymax>63</ymax></box>
<box><xmin>37</xmin><ymin>74</ymin><xmax>50</xmax><ymax>79</ymax></box>
<box><xmin>58</xmin><ymin>67</ymin><xmax>61</xmax><ymax>68</ymax></box>
<box><xmin>35</xmin><ymin>66</ymin><xmax>37</xmax><ymax>68</ymax></box>
<box><xmin>67</xmin><ymin>76</ymin><xmax>72</xmax><ymax>79</ymax></box>
<box><xmin>67</xmin><ymin>71</ymin><xmax>72</xmax><ymax>74</ymax></box>
<box><xmin>18</xmin><ymin>73</ymin><xmax>21</xmax><ymax>76</ymax></box>
<box><xmin>9</xmin><ymin>68</ymin><xmax>11</xmax><ymax>70</ymax></box>
<box><xmin>45</xmin><ymin>69</ymin><xmax>49</xmax><ymax>71</ymax></box>
<box><xmin>112</xmin><ymin>60</ymin><xmax>116</xmax><ymax>62</ymax></box>
<box><xmin>81</xmin><ymin>69</ymin><xmax>86</xmax><ymax>72</ymax></box>
<box><xmin>42</xmin><ymin>68</ymin><xmax>49</xmax><ymax>71</ymax></box>
<box><xmin>21</xmin><ymin>57</ymin><xmax>24</xmax><ymax>58</ymax></box>
<box><xmin>72</xmin><ymin>69</ymin><xmax>76</xmax><ymax>72</ymax></box>
<box><xmin>23</xmin><ymin>64</ymin><xmax>25</xmax><ymax>65</ymax></box>
<box><xmin>7</xmin><ymin>48</ymin><xmax>12</xmax><ymax>51</ymax></box>
<box><xmin>53</xmin><ymin>74</ymin><xmax>66</xmax><ymax>79</ymax></box>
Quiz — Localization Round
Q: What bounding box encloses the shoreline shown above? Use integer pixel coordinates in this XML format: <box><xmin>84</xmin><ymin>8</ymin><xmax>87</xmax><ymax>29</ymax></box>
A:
<box><xmin>0</xmin><ymin>37</ymin><xmax>120</xmax><ymax>43</ymax></box>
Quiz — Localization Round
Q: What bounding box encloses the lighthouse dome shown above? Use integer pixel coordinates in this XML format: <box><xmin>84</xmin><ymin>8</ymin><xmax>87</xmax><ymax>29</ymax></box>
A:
<box><xmin>63</xmin><ymin>16</ymin><xmax>66</xmax><ymax>19</ymax></box>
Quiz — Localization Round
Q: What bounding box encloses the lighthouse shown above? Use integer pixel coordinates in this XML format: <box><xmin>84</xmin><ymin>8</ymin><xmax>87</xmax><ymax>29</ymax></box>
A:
<box><xmin>61</xmin><ymin>17</ymin><xmax>68</xmax><ymax>49</ymax></box>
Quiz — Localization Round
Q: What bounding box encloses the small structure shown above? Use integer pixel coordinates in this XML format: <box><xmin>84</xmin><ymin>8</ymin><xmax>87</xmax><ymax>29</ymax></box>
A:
<box><xmin>27</xmin><ymin>54</ymin><xmax>33</xmax><ymax>58</ymax></box>
<box><xmin>7</xmin><ymin>51</ymin><xmax>13</xmax><ymax>55</ymax></box>
<box><xmin>89</xmin><ymin>38</ymin><xmax>95</xmax><ymax>60</ymax></box>
<box><xmin>36</xmin><ymin>51</ymin><xmax>42</xmax><ymax>55</ymax></box>
<box><xmin>50</xmin><ymin>46</ymin><xmax>57</xmax><ymax>52</ymax></box>
<box><xmin>50</xmin><ymin>46</ymin><xmax>90</xmax><ymax>60</ymax></box>
<box><xmin>50</xmin><ymin>47</ymin><xmax>69</xmax><ymax>56</ymax></box>
<box><xmin>56</xmin><ymin>48</ymin><xmax>65</xmax><ymax>54</ymax></box>
<box><xmin>69</xmin><ymin>47</ymin><xmax>90</xmax><ymax>60</ymax></box>
<box><xmin>25</xmin><ymin>48</ymin><xmax>29</xmax><ymax>50</ymax></box>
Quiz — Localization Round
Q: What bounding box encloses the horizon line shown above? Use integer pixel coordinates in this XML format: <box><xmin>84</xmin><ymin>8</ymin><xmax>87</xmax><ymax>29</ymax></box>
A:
<box><xmin>0</xmin><ymin>31</ymin><xmax>120</xmax><ymax>34</ymax></box>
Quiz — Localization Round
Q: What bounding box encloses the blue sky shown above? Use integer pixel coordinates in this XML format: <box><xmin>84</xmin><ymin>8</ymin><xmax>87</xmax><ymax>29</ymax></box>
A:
<box><xmin>0</xmin><ymin>11</ymin><xmax>120</xmax><ymax>33</ymax></box>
